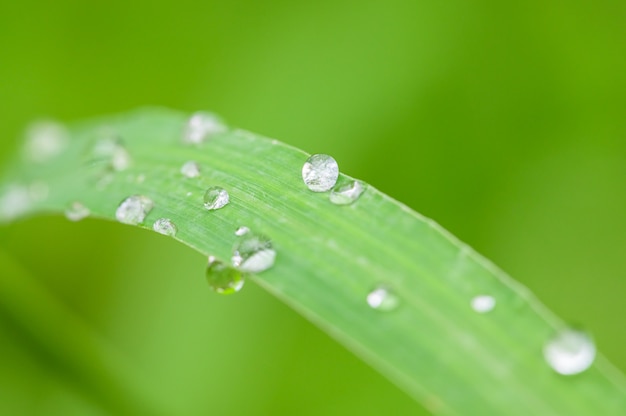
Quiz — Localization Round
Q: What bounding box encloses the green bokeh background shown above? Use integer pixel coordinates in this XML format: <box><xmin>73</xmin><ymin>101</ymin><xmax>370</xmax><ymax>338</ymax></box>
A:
<box><xmin>1</xmin><ymin>1</ymin><xmax>626</xmax><ymax>414</ymax></box>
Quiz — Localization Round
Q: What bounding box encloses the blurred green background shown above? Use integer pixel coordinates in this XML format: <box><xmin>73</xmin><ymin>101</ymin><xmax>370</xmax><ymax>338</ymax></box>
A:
<box><xmin>1</xmin><ymin>0</ymin><xmax>626</xmax><ymax>414</ymax></box>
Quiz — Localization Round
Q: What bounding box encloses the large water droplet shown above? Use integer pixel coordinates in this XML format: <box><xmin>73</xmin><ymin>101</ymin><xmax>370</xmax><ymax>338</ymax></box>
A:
<box><xmin>329</xmin><ymin>179</ymin><xmax>365</xmax><ymax>205</ymax></box>
<box><xmin>367</xmin><ymin>286</ymin><xmax>399</xmax><ymax>311</ymax></box>
<box><xmin>302</xmin><ymin>154</ymin><xmax>339</xmax><ymax>192</ymax></box>
<box><xmin>471</xmin><ymin>295</ymin><xmax>496</xmax><ymax>313</ymax></box>
<box><xmin>206</xmin><ymin>256</ymin><xmax>245</xmax><ymax>294</ymax></box>
<box><xmin>153</xmin><ymin>218</ymin><xmax>178</xmax><ymax>237</ymax></box>
<box><xmin>115</xmin><ymin>195</ymin><xmax>154</xmax><ymax>225</ymax></box>
<box><xmin>235</xmin><ymin>226</ymin><xmax>250</xmax><ymax>236</ymax></box>
<box><xmin>93</xmin><ymin>138</ymin><xmax>131</xmax><ymax>171</ymax></box>
<box><xmin>183</xmin><ymin>112</ymin><xmax>226</xmax><ymax>144</ymax></box>
<box><xmin>65</xmin><ymin>202</ymin><xmax>90</xmax><ymax>222</ymax></box>
<box><xmin>181</xmin><ymin>161</ymin><xmax>200</xmax><ymax>178</ymax></box>
<box><xmin>203</xmin><ymin>186</ymin><xmax>229</xmax><ymax>210</ymax></box>
<box><xmin>544</xmin><ymin>329</ymin><xmax>596</xmax><ymax>375</ymax></box>
<box><xmin>0</xmin><ymin>185</ymin><xmax>31</xmax><ymax>221</ymax></box>
<box><xmin>24</xmin><ymin>120</ymin><xmax>69</xmax><ymax>163</ymax></box>
<box><xmin>232</xmin><ymin>233</ymin><xmax>276</xmax><ymax>273</ymax></box>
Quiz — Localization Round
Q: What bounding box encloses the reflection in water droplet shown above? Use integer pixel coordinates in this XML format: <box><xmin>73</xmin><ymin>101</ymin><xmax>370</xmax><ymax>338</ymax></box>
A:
<box><xmin>206</xmin><ymin>256</ymin><xmax>245</xmax><ymax>294</ymax></box>
<box><xmin>302</xmin><ymin>154</ymin><xmax>339</xmax><ymax>192</ymax></box>
<box><xmin>203</xmin><ymin>186</ymin><xmax>229</xmax><ymax>210</ymax></box>
<box><xmin>115</xmin><ymin>195</ymin><xmax>154</xmax><ymax>225</ymax></box>
<box><xmin>471</xmin><ymin>295</ymin><xmax>496</xmax><ymax>313</ymax></box>
<box><xmin>183</xmin><ymin>112</ymin><xmax>226</xmax><ymax>144</ymax></box>
<box><xmin>235</xmin><ymin>226</ymin><xmax>250</xmax><ymax>236</ymax></box>
<box><xmin>544</xmin><ymin>329</ymin><xmax>596</xmax><ymax>375</ymax></box>
<box><xmin>0</xmin><ymin>185</ymin><xmax>31</xmax><ymax>221</ymax></box>
<box><xmin>66</xmin><ymin>202</ymin><xmax>90</xmax><ymax>222</ymax></box>
<box><xmin>181</xmin><ymin>161</ymin><xmax>200</xmax><ymax>178</ymax></box>
<box><xmin>153</xmin><ymin>218</ymin><xmax>178</xmax><ymax>237</ymax></box>
<box><xmin>232</xmin><ymin>233</ymin><xmax>276</xmax><ymax>273</ymax></box>
<box><xmin>329</xmin><ymin>179</ymin><xmax>365</xmax><ymax>205</ymax></box>
<box><xmin>24</xmin><ymin>120</ymin><xmax>69</xmax><ymax>163</ymax></box>
<box><xmin>367</xmin><ymin>286</ymin><xmax>399</xmax><ymax>311</ymax></box>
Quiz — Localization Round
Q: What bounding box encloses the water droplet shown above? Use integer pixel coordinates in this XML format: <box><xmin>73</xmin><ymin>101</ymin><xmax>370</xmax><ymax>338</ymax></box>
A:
<box><xmin>203</xmin><ymin>186</ymin><xmax>229</xmax><ymax>210</ymax></box>
<box><xmin>115</xmin><ymin>195</ymin><xmax>154</xmax><ymax>225</ymax></box>
<box><xmin>65</xmin><ymin>202</ymin><xmax>90</xmax><ymax>222</ymax></box>
<box><xmin>181</xmin><ymin>161</ymin><xmax>200</xmax><ymax>178</ymax></box>
<box><xmin>329</xmin><ymin>179</ymin><xmax>365</xmax><ymax>205</ymax></box>
<box><xmin>93</xmin><ymin>138</ymin><xmax>131</xmax><ymax>171</ymax></box>
<box><xmin>0</xmin><ymin>185</ymin><xmax>31</xmax><ymax>221</ymax></box>
<box><xmin>367</xmin><ymin>286</ymin><xmax>399</xmax><ymax>311</ymax></box>
<box><xmin>235</xmin><ymin>226</ymin><xmax>250</xmax><ymax>236</ymax></box>
<box><xmin>232</xmin><ymin>233</ymin><xmax>276</xmax><ymax>273</ymax></box>
<box><xmin>153</xmin><ymin>218</ymin><xmax>178</xmax><ymax>237</ymax></box>
<box><xmin>544</xmin><ymin>329</ymin><xmax>596</xmax><ymax>375</ymax></box>
<box><xmin>183</xmin><ymin>112</ymin><xmax>226</xmax><ymax>144</ymax></box>
<box><xmin>186</xmin><ymin>191</ymin><xmax>193</xmax><ymax>197</ymax></box>
<box><xmin>471</xmin><ymin>295</ymin><xmax>496</xmax><ymax>313</ymax></box>
<box><xmin>135</xmin><ymin>174</ymin><xmax>146</xmax><ymax>184</ymax></box>
<box><xmin>302</xmin><ymin>154</ymin><xmax>339</xmax><ymax>192</ymax></box>
<box><xmin>24</xmin><ymin>120</ymin><xmax>69</xmax><ymax>163</ymax></box>
<box><xmin>206</xmin><ymin>256</ymin><xmax>245</xmax><ymax>294</ymax></box>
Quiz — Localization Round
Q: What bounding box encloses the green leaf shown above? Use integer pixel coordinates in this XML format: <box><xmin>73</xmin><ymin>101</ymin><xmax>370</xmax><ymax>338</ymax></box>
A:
<box><xmin>2</xmin><ymin>108</ymin><xmax>625</xmax><ymax>415</ymax></box>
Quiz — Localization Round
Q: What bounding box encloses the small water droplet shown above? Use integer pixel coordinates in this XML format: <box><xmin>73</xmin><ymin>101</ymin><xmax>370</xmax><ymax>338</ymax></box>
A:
<box><xmin>203</xmin><ymin>186</ymin><xmax>229</xmax><ymax>210</ymax></box>
<box><xmin>235</xmin><ymin>226</ymin><xmax>250</xmax><ymax>236</ymax></box>
<box><xmin>153</xmin><ymin>218</ymin><xmax>178</xmax><ymax>237</ymax></box>
<box><xmin>471</xmin><ymin>295</ymin><xmax>496</xmax><ymax>313</ymax></box>
<box><xmin>544</xmin><ymin>329</ymin><xmax>596</xmax><ymax>375</ymax></box>
<box><xmin>206</xmin><ymin>256</ymin><xmax>245</xmax><ymax>294</ymax></box>
<box><xmin>135</xmin><ymin>174</ymin><xmax>146</xmax><ymax>184</ymax></box>
<box><xmin>65</xmin><ymin>202</ymin><xmax>90</xmax><ymax>222</ymax></box>
<box><xmin>302</xmin><ymin>154</ymin><xmax>339</xmax><ymax>192</ymax></box>
<box><xmin>186</xmin><ymin>192</ymin><xmax>193</xmax><ymax>197</ymax></box>
<box><xmin>232</xmin><ymin>233</ymin><xmax>276</xmax><ymax>273</ymax></box>
<box><xmin>181</xmin><ymin>161</ymin><xmax>200</xmax><ymax>178</ymax></box>
<box><xmin>93</xmin><ymin>138</ymin><xmax>131</xmax><ymax>171</ymax></box>
<box><xmin>0</xmin><ymin>185</ymin><xmax>31</xmax><ymax>221</ymax></box>
<box><xmin>329</xmin><ymin>179</ymin><xmax>365</xmax><ymax>205</ymax></box>
<box><xmin>367</xmin><ymin>286</ymin><xmax>399</xmax><ymax>311</ymax></box>
<box><xmin>115</xmin><ymin>195</ymin><xmax>154</xmax><ymax>225</ymax></box>
<box><xmin>24</xmin><ymin>120</ymin><xmax>69</xmax><ymax>163</ymax></box>
<box><xmin>183</xmin><ymin>112</ymin><xmax>226</xmax><ymax>144</ymax></box>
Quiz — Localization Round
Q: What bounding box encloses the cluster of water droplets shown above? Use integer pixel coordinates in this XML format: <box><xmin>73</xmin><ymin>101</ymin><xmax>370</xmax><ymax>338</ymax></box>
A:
<box><xmin>183</xmin><ymin>112</ymin><xmax>226</xmax><ymax>144</ymax></box>
<box><xmin>301</xmin><ymin>154</ymin><xmax>365</xmax><ymax>206</ymax></box>
<box><xmin>10</xmin><ymin>111</ymin><xmax>599</xmax><ymax>377</ymax></box>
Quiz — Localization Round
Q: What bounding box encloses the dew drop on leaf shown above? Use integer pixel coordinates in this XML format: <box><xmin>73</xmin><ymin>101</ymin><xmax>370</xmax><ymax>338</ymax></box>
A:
<box><xmin>0</xmin><ymin>185</ymin><xmax>32</xmax><ymax>222</ymax></box>
<box><xmin>471</xmin><ymin>295</ymin><xmax>496</xmax><ymax>313</ymax></box>
<box><xmin>367</xmin><ymin>286</ymin><xmax>399</xmax><ymax>311</ymax></box>
<box><xmin>329</xmin><ymin>179</ymin><xmax>365</xmax><ymax>205</ymax></box>
<box><xmin>115</xmin><ymin>195</ymin><xmax>154</xmax><ymax>225</ymax></box>
<box><xmin>232</xmin><ymin>233</ymin><xmax>276</xmax><ymax>273</ymax></box>
<box><xmin>93</xmin><ymin>137</ymin><xmax>132</xmax><ymax>172</ymax></box>
<box><xmin>65</xmin><ymin>201</ymin><xmax>90</xmax><ymax>222</ymax></box>
<box><xmin>206</xmin><ymin>256</ymin><xmax>245</xmax><ymax>294</ymax></box>
<box><xmin>302</xmin><ymin>154</ymin><xmax>339</xmax><ymax>192</ymax></box>
<box><xmin>544</xmin><ymin>329</ymin><xmax>595</xmax><ymax>375</ymax></box>
<box><xmin>183</xmin><ymin>112</ymin><xmax>226</xmax><ymax>144</ymax></box>
<box><xmin>153</xmin><ymin>218</ymin><xmax>178</xmax><ymax>237</ymax></box>
<box><xmin>235</xmin><ymin>226</ymin><xmax>250</xmax><ymax>236</ymax></box>
<box><xmin>203</xmin><ymin>186</ymin><xmax>229</xmax><ymax>210</ymax></box>
<box><xmin>23</xmin><ymin>120</ymin><xmax>69</xmax><ymax>163</ymax></box>
<box><xmin>181</xmin><ymin>161</ymin><xmax>200</xmax><ymax>178</ymax></box>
